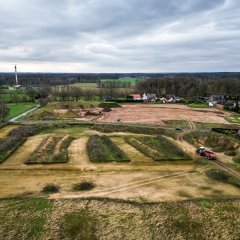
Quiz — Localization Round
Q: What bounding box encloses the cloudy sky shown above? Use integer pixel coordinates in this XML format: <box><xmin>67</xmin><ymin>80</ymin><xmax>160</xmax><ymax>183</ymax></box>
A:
<box><xmin>0</xmin><ymin>0</ymin><xmax>239</xmax><ymax>73</ymax></box>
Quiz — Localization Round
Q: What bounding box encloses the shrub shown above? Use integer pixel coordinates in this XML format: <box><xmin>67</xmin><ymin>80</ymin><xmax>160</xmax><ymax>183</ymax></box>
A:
<box><xmin>0</xmin><ymin>136</ymin><xmax>25</xmax><ymax>163</ymax></box>
<box><xmin>98</xmin><ymin>102</ymin><xmax>121</xmax><ymax>108</ymax></box>
<box><xmin>72</xmin><ymin>181</ymin><xmax>95</xmax><ymax>191</ymax></box>
<box><xmin>206</xmin><ymin>169</ymin><xmax>240</xmax><ymax>188</ymax></box>
<box><xmin>42</xmin><ymin>184</ymin><xmax>60</xmax><ymax>193</ymax></box>
<box><xmin>206</xmin><ymin>169</ymin><xmax>229</xmax><ymax>182</ymax></box>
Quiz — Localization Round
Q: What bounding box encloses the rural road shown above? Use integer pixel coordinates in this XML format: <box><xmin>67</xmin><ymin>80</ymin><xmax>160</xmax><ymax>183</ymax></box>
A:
<box><xmin>9</xmin><ymin>104</ymin><xmax>40</xmax><ymax>123</ymax></box>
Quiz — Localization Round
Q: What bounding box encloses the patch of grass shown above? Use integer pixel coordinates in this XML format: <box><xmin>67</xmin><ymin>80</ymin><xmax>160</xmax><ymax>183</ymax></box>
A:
<box><xmin>162</xmin><ymin>120</ymin><xmax>190</xmax><ymax>129</ymax></box>
<box><xmin>62</xmin><ymin>208</ymin><xmax>97</xmax><ymax>240</ymax></box>
<box><xmin>42</xmin><ymin>183</ymin><xmax>60</xmax><ymax>193</ymax></box>
<box><xmin>189</xmin><ymin>103</ymin><xmax>210</xmax><ymax>108</ymax></box>
<box><xmin>87</xmin><ymin>135</ymin><xmax>130</xmax><ymax>163</ymax></box>
<box><xmin>0</xmin><ymin>198</ymin><xmax>52</xmax><ymax>239</ymax></box>
<box><xmin>225</xmin><ymin>116</ymin><xmax>240</xmax><ymax>124</ymax></box>
<box><xmin>6</xmin><ymin>103</ymin><xmax>36</xmax><ymax>120</ymax></box>
<box><xmin>72</xmin><ymin>181</ymin><xmax>95</xmax><ymax>191</ymax></box>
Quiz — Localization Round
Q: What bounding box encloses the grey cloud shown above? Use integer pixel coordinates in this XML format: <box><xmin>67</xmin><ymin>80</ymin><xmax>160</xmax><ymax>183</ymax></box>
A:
<box><xmin>0</xmin><ymin>0</ymin><xmax>239</xmax><ymax>72</ymax></box>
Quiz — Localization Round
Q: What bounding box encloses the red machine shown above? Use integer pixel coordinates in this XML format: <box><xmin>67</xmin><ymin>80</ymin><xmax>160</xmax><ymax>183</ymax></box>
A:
<box><xmin>196</xmin><ymin>147</ymin><xmax>217</xmax><ymax>160</ymax></box>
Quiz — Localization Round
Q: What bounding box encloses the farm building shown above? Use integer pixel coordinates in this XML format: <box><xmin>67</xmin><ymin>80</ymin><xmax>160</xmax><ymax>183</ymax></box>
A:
<box><xmin>143</xmin><ymin>93</ymin><xmax>157</xmax><ymax>103</ymax></box>
<box><xmin>127</xmin><ymin>94</ymin><xmax>141</xmax><ymax>101</ymax></box>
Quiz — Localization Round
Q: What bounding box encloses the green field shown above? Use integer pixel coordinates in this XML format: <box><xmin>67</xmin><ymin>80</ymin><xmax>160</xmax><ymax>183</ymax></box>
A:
<box><xmin>0</xmin><ymin>198</ymin><xmax>240</xmax><ymax>240</ymax></box>
<box><xmin>189</xmin><ymin>103</ymin><xmax>210</xmax><ymax>108</ymax></box>
<box><xmin>101</xmin><ymin>77</ymin><xmax>138</xmax><ymax>83</ymax></box>
<box><xmin>226</xmin><ymin>116</ymin><xmax>240</xmax><ymax>123</ymax></box>
<box><xmin>70</xmin><ymin>83</ymin><xmax>98</xmax><ymax>89</ymax></box>
<box><xmin>6</xmin><ymin>103</ymin><xmax>36</xmax><ymax>120</ymax></box>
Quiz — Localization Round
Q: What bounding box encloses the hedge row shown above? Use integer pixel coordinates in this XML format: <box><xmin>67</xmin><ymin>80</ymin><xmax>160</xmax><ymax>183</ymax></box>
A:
<box><xmin>126</xmin><ymin>137</ymin><xmax>160</xmax><ymax>160</ymax></box>
<box><xmin>126</xmin><ymin>136</ymin><xmax>191</xmax><ymax>161</ymax></box>
<box><xmin>91</xmin><ymin>124</ymin><xmax>166</xmax><ymax>135</ymax></box>
<box><xmin>26</xmin><ymin>135</ymin><xmax>74</xmax><ymax>164</ymax></box>
<box><xmin>87</xmin><ymin>135</ymin><xmax>130</xmax><ymax>163</ymax></box>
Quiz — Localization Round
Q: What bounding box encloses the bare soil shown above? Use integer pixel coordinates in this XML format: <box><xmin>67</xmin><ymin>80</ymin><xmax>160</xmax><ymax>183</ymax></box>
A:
<box><xmin>98</xmin><ymin>104</ymin><xmax>230</xmax><ymax>125</ymax></box>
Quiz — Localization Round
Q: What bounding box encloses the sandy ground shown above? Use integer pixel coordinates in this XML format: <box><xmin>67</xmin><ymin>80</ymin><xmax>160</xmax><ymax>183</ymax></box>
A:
<box><xmin>0</xmin><ymin>166</ymin><xmax>239</xmax><ymax>201</ymax></box>
<box><xmin>68</xmin><ymin>137</ymin><xmax>96</xmax><ymax>171</ymax></box>
<box><xmin>97</xmin><ymin>104</ymin><xmax>231</xmax><ymax>125</ymax></box>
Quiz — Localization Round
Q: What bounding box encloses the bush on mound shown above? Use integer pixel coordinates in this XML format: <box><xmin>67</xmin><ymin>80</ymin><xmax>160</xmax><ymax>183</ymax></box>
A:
<box><xmin>98</xmin><ymin>102</ymin><xmax>121</xmax><ymax>108</ymax></box>
<box><xmin>42</xmin><ymin>183</ymin><xmax>60</xmax><ymax>193</ymax></box>
<box><xmin>72</xmin><ymin>181</ymin><xmax>95</xmax><ymax>191</ymax></box>
<box><xmin>28</xmin><ymin>110</ymin><xmax>59</xmax><ymax>120</ymax></box>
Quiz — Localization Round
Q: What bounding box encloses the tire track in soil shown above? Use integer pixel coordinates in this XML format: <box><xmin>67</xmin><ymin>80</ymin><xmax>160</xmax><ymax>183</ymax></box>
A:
<box><xmin>88</xmin><ymin>167</ymin><xmax>207</xmax><ymax>197</ymax></box>
<box><xmin>56</xmin><ymin>166</ymin><xmax>207</xmax><ymax>199</ymax></box>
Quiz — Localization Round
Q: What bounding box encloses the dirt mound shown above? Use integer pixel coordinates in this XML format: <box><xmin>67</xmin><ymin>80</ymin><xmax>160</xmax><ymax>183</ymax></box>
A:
<box><xmin>62</xmin><ymin>109</ymin><xmax>81</xmax><ymax>118</ymax></box>
<box><xmin>28</xmin><ymin>110</ymin><xmax>59</xmax><ymax>120</ymax></box>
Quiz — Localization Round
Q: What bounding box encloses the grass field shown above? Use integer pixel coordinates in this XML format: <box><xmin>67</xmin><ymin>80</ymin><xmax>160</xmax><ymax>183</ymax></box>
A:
<box><xmin>101</xmin><ymin>77</ymin><xmax>138</xmax><ymax>83</ymax></box>
<box><xmin>6</xmin><ymin>103</ymin><xmax>36</xmax><ymax>120</ymax></box>
<box><xmin>0</xmin><ymin>198</ymin><xmax>239</xmax><ymax>240</ymax></box>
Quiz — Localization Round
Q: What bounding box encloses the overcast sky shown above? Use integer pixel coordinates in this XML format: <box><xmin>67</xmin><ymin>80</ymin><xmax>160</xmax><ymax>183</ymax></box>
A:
<box><xmin>0</xmin><ymin>0</ymin><xmax>239</xmax><ymax>73</ymax></box>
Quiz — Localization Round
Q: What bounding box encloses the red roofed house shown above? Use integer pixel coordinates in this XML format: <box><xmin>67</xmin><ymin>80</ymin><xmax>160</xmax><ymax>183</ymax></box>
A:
<box><xmin>127</xmin><ymin>94</ymin><xmax>142</xmax><ymax>101</ymax></box>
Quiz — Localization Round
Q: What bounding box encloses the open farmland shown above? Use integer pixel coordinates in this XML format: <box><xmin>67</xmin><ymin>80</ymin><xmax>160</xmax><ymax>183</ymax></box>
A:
<box><xmin>98</xmin><ymin>104</ymin><xmax>231</xmax><ymax>125</ymax></box>
<box><xmin>0</xmin><ymin>123</ymin><xmax>239</xmax><ymax>202</ymax></box>
<box><xmin>0</xmin><ymin>107</ymin><xmax>239</xmax><ymax>239</ymax></box>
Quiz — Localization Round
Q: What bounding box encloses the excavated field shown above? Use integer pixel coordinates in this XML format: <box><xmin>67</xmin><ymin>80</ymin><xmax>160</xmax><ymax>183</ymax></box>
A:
<box><xmin>98</xmin><ymin>104</ymin><xmax>231</xmax><ymax>125</ymax></box>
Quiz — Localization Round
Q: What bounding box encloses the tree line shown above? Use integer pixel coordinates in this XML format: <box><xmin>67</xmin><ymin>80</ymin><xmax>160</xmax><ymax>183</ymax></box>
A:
<box><xmin>136</xmin><ymin>77</ymin><xmax>240</xmax><ymax>97</ymax></box>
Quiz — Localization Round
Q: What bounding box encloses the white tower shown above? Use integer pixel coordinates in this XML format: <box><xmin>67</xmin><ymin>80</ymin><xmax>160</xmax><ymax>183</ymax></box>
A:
<box><xmin>15</xmin><ymin>65</ymin><xmax>19</xmax><ymax>86</ymax></box>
